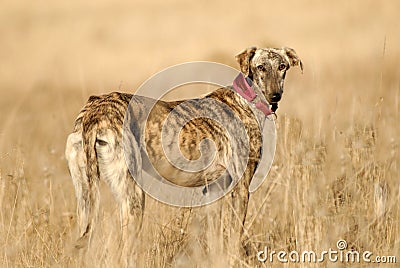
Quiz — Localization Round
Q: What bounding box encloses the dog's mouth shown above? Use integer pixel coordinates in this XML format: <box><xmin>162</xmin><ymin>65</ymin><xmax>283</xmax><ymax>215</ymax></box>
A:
<box><xmin>271</xmin><ymin>102</ymin><xmax>278</xmax><ymax>112</ymax></box>
<box><xmin>267</xmin><ymin>93</ymin><xmax>281</xmax><ymax>112</ymax></box>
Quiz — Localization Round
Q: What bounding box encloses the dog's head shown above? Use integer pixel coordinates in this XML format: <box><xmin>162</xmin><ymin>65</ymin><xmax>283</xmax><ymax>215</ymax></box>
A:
<box><xmin>235</xmin><ymin>47</ymin><xmax>303</xmax><ymax>110</ymax></box>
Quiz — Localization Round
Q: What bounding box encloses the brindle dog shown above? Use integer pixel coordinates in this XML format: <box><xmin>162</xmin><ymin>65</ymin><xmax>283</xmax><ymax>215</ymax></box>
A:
<box><xmin>65</xmin><ymin>47</ymin><xmax>302</xmax><ymax>264</ymax></box>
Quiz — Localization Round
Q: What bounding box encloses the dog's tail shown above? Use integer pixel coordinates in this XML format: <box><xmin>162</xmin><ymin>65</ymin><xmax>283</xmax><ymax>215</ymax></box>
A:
<box><xmin>78</xmin><ymin>119</ymin><xmax>100</xmax><ymax>247</ymax></box>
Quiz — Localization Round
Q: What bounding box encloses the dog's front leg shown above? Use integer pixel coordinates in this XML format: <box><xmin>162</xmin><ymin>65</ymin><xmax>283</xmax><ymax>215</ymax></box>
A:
<box><xmin>221</xmin><ymin>173</ymin><xmax>251</xmax><ymax>266</ymax></box>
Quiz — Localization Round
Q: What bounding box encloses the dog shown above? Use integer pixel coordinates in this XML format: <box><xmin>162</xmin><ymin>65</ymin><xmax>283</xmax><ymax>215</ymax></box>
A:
<box><xmin>65</xmin><ymin>46</ymin><xmax>302</xmax><ymax>263</ymax></box>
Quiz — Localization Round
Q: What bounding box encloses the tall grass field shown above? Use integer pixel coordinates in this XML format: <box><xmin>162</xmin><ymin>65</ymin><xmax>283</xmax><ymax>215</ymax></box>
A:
<box><xmin>0</xmin><ymin>1</ymin><xmax>399</xmax><ymax>267</ymax></box>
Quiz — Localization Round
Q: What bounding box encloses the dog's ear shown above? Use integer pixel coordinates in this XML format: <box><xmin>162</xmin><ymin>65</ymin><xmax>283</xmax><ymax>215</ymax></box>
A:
<box><xmin>282</xmin><ymin>47</ymin><xmax>303</xmax><ymax>73</ymax></box>
<box><xmin>235</xmin><ymin>47</ymin><xmax>257</xmax><ymax>76</ymax></box>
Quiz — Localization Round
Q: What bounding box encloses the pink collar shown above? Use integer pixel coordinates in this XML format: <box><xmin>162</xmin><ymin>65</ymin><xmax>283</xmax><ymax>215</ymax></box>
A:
<box><xmin>232</xmin><ymin>73</ymin><xmax>273</xmax><ymax>116</ymax></box>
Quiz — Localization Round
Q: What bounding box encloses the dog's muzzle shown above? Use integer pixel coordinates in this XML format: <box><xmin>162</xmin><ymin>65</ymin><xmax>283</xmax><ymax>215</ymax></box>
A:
<box><xmin>268</xmin><ymin>93</ymin><xmax>281</xmax><ymax>112</ymax></box>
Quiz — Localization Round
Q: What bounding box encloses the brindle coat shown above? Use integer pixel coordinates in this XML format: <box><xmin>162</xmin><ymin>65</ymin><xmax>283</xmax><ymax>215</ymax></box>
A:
<box><xmin>65</xmin><ymin>47</ymin><xmax>302</xmax><ymax>263</ymax></box>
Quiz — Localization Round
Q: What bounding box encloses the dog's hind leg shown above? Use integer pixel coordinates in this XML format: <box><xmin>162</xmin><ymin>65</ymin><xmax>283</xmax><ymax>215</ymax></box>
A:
<box><xmin>105</xmin><ymin>167</ymin><xmax>144</xmax><ymax>266</ymax></box>
<box><xmin>119</xmin><ymin>127</ymin><xmax>145</xmax><ymax>239</ymax></box>
<box><xmin>119</xmin><ymin>171</ymin><xmax>145</xmax><ymax>265</ymax></box>
<box><xmin>221</xmin><ymin>167</ymin><xmax>254</xmax><ymax>267</ymax></box>
<box><xmin>97</xmin><ymin>128</ymin><xmax>144</xmax><ymax>264</ymax></box>
<box><xmin>223</xmin><ymin>184</ymin><xmax>249</xmax><ymax>264</ymax></box>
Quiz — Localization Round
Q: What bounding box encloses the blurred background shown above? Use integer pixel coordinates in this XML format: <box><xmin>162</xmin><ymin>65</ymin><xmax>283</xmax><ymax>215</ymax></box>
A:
<box><xmin>0</xmin><ymin>0</ymin><xmax>399</xmax><ymax>267</ymax></box>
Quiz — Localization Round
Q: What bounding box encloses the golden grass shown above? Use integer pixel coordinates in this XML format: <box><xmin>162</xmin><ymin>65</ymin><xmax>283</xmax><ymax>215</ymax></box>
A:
<box><xmin>1</xmin><ymin>0</ymin><xmax>399</xmax><ymax>267</ymax></box>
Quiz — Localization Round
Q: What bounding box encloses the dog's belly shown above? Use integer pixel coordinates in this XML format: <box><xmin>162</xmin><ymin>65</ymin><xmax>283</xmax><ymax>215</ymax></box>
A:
<box><xmin>139</xmin><ymin>142</ymin><xmax>227</xmax><ymax>187</ymax></box>
<box><xmin>153</xmin><ymin>161</ymin><xmax>226</xmax><ymax>187</ymax></box>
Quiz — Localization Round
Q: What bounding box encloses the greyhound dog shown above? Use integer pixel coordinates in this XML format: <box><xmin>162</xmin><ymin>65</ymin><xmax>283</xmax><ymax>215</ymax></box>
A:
<box><xmin>65</xmin><ymin>46</ymin><xmax>302</xmax><ymax>263</ymax></box>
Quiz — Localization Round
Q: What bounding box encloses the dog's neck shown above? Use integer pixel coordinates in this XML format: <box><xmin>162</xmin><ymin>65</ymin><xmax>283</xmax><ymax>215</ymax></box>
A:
<box><xmin>232</xmin><ymin>73</ymin><xmax>273</xmax><ymax>116</ymax></box>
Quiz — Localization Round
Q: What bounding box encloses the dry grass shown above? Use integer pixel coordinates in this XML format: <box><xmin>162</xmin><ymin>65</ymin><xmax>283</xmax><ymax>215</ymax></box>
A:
<box><xmin>1</xmin><ymin>0</ymin><xmax>399</xmax><ymax>267</ymax></box>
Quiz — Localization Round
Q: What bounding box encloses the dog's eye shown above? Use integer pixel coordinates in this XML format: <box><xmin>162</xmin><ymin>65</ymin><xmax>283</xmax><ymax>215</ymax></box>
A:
<box><xmin>278</xmin><ymin>63</ymin><xmax>286</xmax><ymax>71</ymax></box>
<box><xmin>257</xmin><ymin>65</ymin><xmax>265</xmax><ymax>71</ymax></box>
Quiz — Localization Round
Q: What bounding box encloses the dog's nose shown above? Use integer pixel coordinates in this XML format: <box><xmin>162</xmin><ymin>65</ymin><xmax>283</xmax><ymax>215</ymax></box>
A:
<box><xmin>270</xmin><ymin>93</ymin><xmax>281</xmax><ymax>102</ymax></box>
